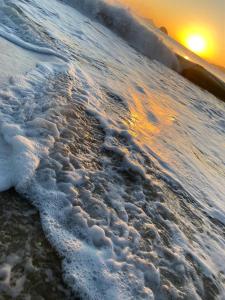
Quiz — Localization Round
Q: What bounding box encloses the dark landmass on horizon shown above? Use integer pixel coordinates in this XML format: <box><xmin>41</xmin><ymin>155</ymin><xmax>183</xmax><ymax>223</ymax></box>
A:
<box><xmin>178</xmin><ymin>55</ymin><xmax>225</xmax><ymax>102</ymax></box>
<box><xmin>159</xmin><ymin>26</ymin><xmax>225</xmax><ymax>102</ymax></box>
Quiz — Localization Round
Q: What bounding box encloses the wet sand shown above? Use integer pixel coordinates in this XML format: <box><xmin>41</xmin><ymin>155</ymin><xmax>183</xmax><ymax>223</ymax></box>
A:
<box><xmin>0</xmin><ymin>189</ymin><xmax>76</xmax><ymax>300</ymax></box>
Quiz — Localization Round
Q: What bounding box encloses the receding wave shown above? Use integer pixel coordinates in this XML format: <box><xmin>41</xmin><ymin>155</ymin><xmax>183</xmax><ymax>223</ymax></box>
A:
<box><xmin>1</xmin><ymin>0</ymin><xmax>225</xmax><ymax>299</ymax></box>
<box><xmin>63</xmin><ymin>0</ymin><xmax>180</xmax><ymax>71</ymax></box>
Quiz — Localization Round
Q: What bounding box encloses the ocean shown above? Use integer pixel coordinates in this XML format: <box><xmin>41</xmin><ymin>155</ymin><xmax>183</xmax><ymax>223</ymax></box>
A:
<box><xmin>0</xmin><ymin>0</ymin><xmax>225</xmax><ymax>299</ymax></box>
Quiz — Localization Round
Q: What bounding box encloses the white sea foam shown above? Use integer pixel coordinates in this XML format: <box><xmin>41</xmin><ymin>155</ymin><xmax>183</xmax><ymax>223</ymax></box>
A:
<box><xmin>0</xmin><ymin>124</ymin><xmax>39</xmax><ymax>191</ymax></box>
<box><xmin>0</xmin><ymin>0</ymin><xmax>225</xmax><ymax>299</ymax></box>
<box><xmin>0</xmin><ymin>27</ymin><xmax>67</xmax><ymax>61</ymax></box>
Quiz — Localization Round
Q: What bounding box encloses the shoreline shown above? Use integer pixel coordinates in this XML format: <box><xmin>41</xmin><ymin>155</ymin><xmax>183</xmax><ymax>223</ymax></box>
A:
<box><xmin>0</xmin><ymin>189</ymin><xmax>77</xmax><ymax>299</ymax></box>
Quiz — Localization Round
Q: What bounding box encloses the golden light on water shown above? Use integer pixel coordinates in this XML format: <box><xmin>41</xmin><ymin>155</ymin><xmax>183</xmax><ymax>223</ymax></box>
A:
<box><xmin>126</xmin><ymin>90</ymin><xmax>176</xmax><ymax>146</ymax></box>
<box><xmin>108</xmin><ymin>0</ymin><xmax>224</xmax><ymax>66</ymax></box>
<box><xmin>122</xmin><ymin>89</ymin><xmax>178</xmax><ymax>164</ymax></box>
<box><xmin>186</xmin><ymin>35</ymin><xmax>206</xmax><ymax>54</ymax></box>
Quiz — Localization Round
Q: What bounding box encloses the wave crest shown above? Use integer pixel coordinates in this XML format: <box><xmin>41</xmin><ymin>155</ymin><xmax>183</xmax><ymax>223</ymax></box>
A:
<box><xmin>63</xmin><ymin>0</ymin><xmax>180</xmax><ymax>70</ymax></box>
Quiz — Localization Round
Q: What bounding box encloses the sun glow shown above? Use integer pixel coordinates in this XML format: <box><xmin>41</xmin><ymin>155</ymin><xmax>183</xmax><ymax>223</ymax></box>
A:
<box><xmin>179</xmin><ymin>26</ymin><xmax>213</xmax><ymax>60</ymax></box>
<box><xmin>186</xmin><ymin>35</ymin><xmax>206</xmax><ymax>54</ymax></box>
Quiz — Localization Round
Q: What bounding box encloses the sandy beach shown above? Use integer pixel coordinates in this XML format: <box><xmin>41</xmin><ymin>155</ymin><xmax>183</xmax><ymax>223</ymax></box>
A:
<box><xmin>0</xmin><ymin>190</ymin><xmax>75</xmax><ymax>300</ymax></box>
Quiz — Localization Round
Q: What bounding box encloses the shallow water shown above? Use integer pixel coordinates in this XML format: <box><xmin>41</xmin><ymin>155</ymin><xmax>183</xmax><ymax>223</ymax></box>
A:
<box><xmin>0</xmin><ymin>0</ymin><xmax>224</xmax><ymax>299</ymax></box>
<box><xmin>0</xmin><ymin>190</ymin><xmax>74</xmax><ymax>299</ymax></box>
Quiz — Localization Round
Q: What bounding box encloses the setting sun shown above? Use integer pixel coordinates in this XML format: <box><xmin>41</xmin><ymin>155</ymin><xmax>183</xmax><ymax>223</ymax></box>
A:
<box><xmin>186</xmin><ymin>35</ymin><xmax>206</xmax><ymax>54</ymax></box>
<box><xmin>178</xmin><ymin>26</ymin><xmax>214</xmax><ymax>61</ymax></box>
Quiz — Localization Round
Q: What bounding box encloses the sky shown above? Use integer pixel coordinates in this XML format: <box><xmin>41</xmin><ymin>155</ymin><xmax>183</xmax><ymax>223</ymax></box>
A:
<box><xmin>115</xmin><ymin>0</ymin><xmax>225</xmax><ymax>67</ymax></box>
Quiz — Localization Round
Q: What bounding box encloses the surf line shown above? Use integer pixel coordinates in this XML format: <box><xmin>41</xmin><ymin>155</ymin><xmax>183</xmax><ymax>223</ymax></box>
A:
<box><xmin>0</xmin><ymin>27</ymin><xmax>68</xmax><ymax>62</ymax></box>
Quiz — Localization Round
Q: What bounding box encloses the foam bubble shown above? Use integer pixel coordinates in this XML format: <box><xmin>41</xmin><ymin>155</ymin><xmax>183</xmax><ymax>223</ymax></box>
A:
<box><xmin>0</xmin><ymin>124</ymin><xmax>39</xmax><ymax>191</ymax></box>
<box><xmin>0</xmin><ymin>0</ymin><xmax>225</xmax><ymax>299</ymax></box>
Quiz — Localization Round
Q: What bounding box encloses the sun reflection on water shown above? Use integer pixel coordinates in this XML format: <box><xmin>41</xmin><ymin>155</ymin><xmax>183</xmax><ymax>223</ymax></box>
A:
<box><xmin>126</xmin><ymin>91</ymin><xmax>176</xmax><ymax>147</ymax></box>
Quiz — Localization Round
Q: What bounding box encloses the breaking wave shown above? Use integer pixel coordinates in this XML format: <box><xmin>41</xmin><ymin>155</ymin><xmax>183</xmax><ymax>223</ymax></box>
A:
<box><xmin>63</xmin><ymin>0</ymin><xmax>180</xmax><ymax>70</ymax></box>
<box><xmin>1</xmin><ymin>0</ymin><xmax>225</xmax><ymax>299</ymax></box>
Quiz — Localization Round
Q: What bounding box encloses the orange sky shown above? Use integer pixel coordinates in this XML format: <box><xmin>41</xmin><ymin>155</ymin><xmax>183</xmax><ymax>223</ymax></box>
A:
<box><xmin>113</xmin><ymin>0</ymin><xmax>225</xmax><ymax>67</ymax></box>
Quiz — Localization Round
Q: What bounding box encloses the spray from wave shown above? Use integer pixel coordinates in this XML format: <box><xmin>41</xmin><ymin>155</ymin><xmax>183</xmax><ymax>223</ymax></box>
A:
<box><xmin>62</xmin><ymin>0</ymin><xmax>180</xmax><ymax>71</ymax></box>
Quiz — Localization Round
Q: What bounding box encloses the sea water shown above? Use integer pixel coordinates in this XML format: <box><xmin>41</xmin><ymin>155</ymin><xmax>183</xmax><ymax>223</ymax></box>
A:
<box><xmin>0</xmin><ymin>0</ymin><xmax>225</xmax><ymax>299</ymax></box>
